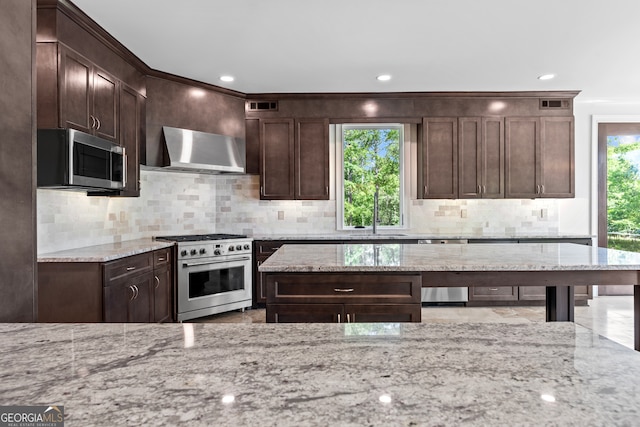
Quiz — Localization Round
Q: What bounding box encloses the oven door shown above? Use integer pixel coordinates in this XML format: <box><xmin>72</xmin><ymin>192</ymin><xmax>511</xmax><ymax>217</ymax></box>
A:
<box><xmin>178</xmin><ymin>256</ymin><xmax>252</xmax><ymax>315</ymax></box>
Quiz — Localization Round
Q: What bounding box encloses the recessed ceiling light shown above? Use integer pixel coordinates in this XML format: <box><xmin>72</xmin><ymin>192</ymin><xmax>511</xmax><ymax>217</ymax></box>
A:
<box><xmin>376</xmin><ymin>74</ymin><xmax>392</xmax><ymax>81</ymax></box>
<box><xmin>538</xmin><ymin>74</ymin><xmax>555</xmax><ymax>81</ymax></box>
<box><xmin>220</xmin><ymin>75</ymin><xmax>235</xmax><ymax>82</ymax></box>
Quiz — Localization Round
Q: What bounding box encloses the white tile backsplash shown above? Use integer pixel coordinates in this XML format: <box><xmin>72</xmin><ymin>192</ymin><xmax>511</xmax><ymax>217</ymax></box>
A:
<box><xmin>37</xmin><ymin>169</ymin><xmax>561</xmax><ymax>253</ymax></box>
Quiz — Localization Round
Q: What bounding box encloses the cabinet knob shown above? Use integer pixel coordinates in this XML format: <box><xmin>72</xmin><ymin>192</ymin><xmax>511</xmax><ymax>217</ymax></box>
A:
<box><xmin>129</xmin><ymin>285</ymin><xmax>136</xmax><ymax>301</ymax></box>
<box><xmin>157</xmin><ymin>257</ymin><xmax>165</xmax><ymax>262</ymax></box>
<box><xmin>337</xmin><ymin>313</ymin><xmax>341</xmax><ymax>323</ymax></box>
<box><xmin>95</xmin><ymin>117</ymin><xmax>101</xmax><ymax>130</ymax></box>
<box><xmin>90</xmin><ymin>115</ymin><xmax>96</xmax><ymax>129</ymax></box>
<box><xmin>154</xmin><ymin>275</ymin><xmax>160</xmax><ymax>289</ymax></box>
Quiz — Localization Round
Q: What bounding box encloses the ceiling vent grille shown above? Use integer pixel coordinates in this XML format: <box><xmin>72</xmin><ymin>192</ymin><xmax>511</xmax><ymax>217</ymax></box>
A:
<box><xmin>247</xmin><ymin>101</ymin><xmax>278</xmax><ymax>111</ymax></box>
<box><xmin>539</xmin><ymin>99</ymin><xmax>570</xmax><ymax>109</ymax></box>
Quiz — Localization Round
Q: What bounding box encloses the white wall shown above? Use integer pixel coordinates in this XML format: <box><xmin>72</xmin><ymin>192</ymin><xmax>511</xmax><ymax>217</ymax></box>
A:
<box><xmin>566</xmin><ymin>100</ymin><xmax>640</xmax><ymax>238</ymax></box>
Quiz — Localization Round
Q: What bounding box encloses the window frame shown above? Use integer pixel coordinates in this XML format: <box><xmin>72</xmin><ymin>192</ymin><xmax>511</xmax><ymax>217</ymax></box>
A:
<box><xmin>335</xmin><ymin>123</ymin><xmax>406</xmax><ymax>231</ymax></box>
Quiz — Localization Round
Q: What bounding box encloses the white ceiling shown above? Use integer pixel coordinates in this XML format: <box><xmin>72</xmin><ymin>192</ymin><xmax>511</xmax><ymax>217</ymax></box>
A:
<box><xmin>72</xmin><ymin>0</ymin><xmax>640</xmax><ymax>103</ymax></box>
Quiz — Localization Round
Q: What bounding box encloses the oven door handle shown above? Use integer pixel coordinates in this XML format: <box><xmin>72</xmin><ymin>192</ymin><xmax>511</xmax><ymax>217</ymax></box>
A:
<box><xmin>182</xmin><ymin>257</ymin><xmax>251</xmax><ymax>267</ymax></box>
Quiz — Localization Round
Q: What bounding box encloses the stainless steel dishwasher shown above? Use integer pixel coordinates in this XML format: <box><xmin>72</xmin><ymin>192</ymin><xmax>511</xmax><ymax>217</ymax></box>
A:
<box><xmin>419</xmin><ymin>239</ymin><xmax>469</xmax><ymax>304</ymax></box>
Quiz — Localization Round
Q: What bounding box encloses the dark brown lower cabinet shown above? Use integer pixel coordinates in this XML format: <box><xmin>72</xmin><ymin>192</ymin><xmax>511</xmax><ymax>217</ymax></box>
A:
<box><xmin>104</xmin><ymin>273</ymin><xmax>153</xmax><ymax>322</ymax></box>
<box><xmin>265</xmin><ymin>273</ymin><xmax>422</xmax><ymax>323</ymax></box>
<box><xmin>469</xmin><ymin>285</ymin><xmax>592</xmax><ymax>305</ymax></box>
<box><xmin>518</xmin><ymin>285</ymin><xmax>591</xmax><ymax>301</ymax></box>
<box><xmin>152</xmin><ymin>265</ymin><xmax>172</xmax><ymax>322</ymax></box>
<box><xmin>38</xmin><ymin>247</ymin><xmax>173</xmax><ymax>323</ymax></box>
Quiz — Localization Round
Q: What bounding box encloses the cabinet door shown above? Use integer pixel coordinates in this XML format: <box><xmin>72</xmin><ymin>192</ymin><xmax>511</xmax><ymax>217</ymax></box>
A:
<box><xmin>119</xmin><ymin>84</ymin><xmax>143</xmax><ymax>196</ymax></box>
<box><xmin>59</xmin><ymin>47</ymin><xmax>92</xmax><ymax>134</ymax></box>
<box><xmin>344</xmin><ymin>304</ymin><xmax>421</xmax><ymax>323</ymax></box>
<box><xmin>540</xmin><ymin>117</ymin><xmax>574</xmax><ymax>197</ymax></box>
<box><xmin>420</xmin><ymin>117</ymin><xmax>458</xmax><ymax>198</ymax></box>
<box><xmin>104</xmin><ymin>274</ymin><xmax>153</xmax><ymax>322</ymax></box>
<box><xmin>505</xmin><ymin>117</ymin><xmax>540</xmax><ymax>198</ymax></box>
<box><xmin>153</xmin><ymin>266</ymin><xmax>172</xmax><ymax>323</ymax></box>
<box><xmin>481</xmin><ymin>117</ymin><xmax>505</xmax><ymax>198</ymax></box>
<box><xmin>93</xmin><ymin>67</ymin><xmax>119</xmax><ymax>143</ymax></box>
<box><xmin>458</xmin><ymin>117</ymin><xmax>482</xmax><ymax>198</ymax></box>
<box><xmin>267</xmin><ymin>303</ymin><xmax>343</xmax><ymax>323</ymax></box>
<box><xmin>244</xmin><ymin>118</ymin><xmax>260</xmax><ymax>175</ymax></box>
<box><xmin>295</xmin><ymin>118</ymin><xmax>329</xmax><ymax>200</ymax></box>
<box><xmin>261</xmin><ymin>118</ymin><xmax>294</xmax><ymax>199</ymax></box>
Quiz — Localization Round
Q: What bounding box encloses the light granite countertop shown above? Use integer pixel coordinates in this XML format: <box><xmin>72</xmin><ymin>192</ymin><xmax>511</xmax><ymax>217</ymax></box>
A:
<box><xmin>259</xmin><ymin>242</ymin><xmax>640</xmax><ymax>272</ymax></box>
<box><xmin>37</xmin><ymin>238</ymin><xmax>175</xmax><ymax>263</ymax></box>
<box><xmin>252</xmin><ymin>233</ymin><xmax>594</xmax><ymax>241</ymax></box>
<box><xmin>1</xmin><ymin>322</ymin><xmax>638</xmax><ymax>426</ymax></box>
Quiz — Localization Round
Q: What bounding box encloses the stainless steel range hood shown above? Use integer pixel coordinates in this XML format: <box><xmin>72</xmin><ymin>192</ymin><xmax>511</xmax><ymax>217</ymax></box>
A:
<box><xmin>161</xmin><ymin>126</ymin><xmax>246</xmax><ymax>174</ymax></box>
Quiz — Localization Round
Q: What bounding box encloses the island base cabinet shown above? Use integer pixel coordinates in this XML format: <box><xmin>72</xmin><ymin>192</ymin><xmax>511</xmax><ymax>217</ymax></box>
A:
<box><xmin>265</xmin><ymin>273</ymin><xmax>422</xmax><ymax>323</ymax></box>
<box><xmin>267</xmin><ymin>303</ymin><xmax>422</xmax><ymax>323</ymax></box>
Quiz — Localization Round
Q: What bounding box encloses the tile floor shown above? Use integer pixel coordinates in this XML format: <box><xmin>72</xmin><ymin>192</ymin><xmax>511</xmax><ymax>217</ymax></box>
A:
<box><xmin>193</xmin><ymin>296</ymin><xmax>635</xmax><ymax>350</ymax></box>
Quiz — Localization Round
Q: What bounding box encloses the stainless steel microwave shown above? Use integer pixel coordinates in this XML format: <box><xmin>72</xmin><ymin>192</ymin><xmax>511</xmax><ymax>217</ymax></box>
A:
<box><xmin>37</xmin><ymin>129</ymin><xmax>126</xmax><ymax>192</ymax></box>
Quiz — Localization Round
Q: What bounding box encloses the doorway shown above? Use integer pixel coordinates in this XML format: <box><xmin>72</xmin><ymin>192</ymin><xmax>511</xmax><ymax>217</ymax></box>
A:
<box><xmin>598</xmin><ymin>122</ymin><xmax>640</xmax><ymax>295</ymax></box>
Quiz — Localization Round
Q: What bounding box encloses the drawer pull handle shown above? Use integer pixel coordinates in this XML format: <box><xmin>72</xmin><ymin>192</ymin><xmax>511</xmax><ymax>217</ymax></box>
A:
<box><xmin>334</xmin><ymin>288</ymin><xmax>354</xmax><ymax>293</ymax></box>
<box><xmin>126</xmin><ymin>266</ymin><xmax>136</xmax><ymax>271</ymax></box>
<box><xmin>337</xmin><ymin>313</ymin><xmax>341</xmax><ymax>323</ymax></box>
<box><xmin>157</xmin><ymin>257</ymin><xmax>165</xmax><ymax>261</ymax></box>
<box><xmin>490</xmin><ymin>288</ymin><xmax>499</xmax><ymax>291</ymax></box>
<box><xmin>346</xmin><ymin>313</ymin><xmax>351</xmax><ymax>323</ymax></box>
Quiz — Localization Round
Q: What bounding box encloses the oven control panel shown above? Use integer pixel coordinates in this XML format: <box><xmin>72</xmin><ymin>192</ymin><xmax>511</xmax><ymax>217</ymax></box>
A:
<box><xmin>178</xmin><ymin>239</ymin><xmax>253</xmax><ymax>259</ymax></box>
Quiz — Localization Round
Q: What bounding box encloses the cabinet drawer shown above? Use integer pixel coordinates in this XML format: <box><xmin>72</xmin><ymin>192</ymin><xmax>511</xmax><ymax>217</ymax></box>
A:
<box><xmin>344</xmin><ymin>304</ymin><xmax>421</xmax><ymax>323</ymax></box>
<box><xmin>255</xmin><ymin>241</ymin><xmax>284</xmax><ymax>256</ymax></box>
<box><xmin>154</xmin><ymin>248</ymin><xmax>172</xmax><ymax>268</ymax></box>
<box><xmin>104</xmin><ymin>252</ymin><xmax>153</xmax><ymax>284</ymax></box>
<box><xmin>469</xmin><ymin>286</ymin><xmax>518</xmax><ymax>301</ymax></box>
<box><xmin>267</xmin><ymin>303</ymin><xmax>342</xmax><ymax>323</ymax></box>
<box><xmin>266</xmin><ymin>273</ymin><xmax>422</xmax><ymax>304</ymax></box>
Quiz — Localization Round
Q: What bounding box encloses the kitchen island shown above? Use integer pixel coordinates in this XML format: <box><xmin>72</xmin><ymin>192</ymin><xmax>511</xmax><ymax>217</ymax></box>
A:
<box><xmin>259</xmin><ymin>243</ymin><xmax>640</xmax><ymax>351</ymax></box>
<box><xmin>2</xmin><ymin>322</ymin><xmax>639</xmax><ymax>426</ymax></box>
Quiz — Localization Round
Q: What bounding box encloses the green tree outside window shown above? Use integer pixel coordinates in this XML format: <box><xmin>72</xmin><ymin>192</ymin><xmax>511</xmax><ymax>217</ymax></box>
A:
<box><xmin>343</xmin><ymin>127</ymin><xmax>401</xmax><ymax>227</ymax></box>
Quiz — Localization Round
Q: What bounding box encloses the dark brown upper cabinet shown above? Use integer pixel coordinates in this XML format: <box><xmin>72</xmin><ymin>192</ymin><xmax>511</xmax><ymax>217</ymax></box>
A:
<box><xmin>259</xmin><ymin>118</ymin><xmax>329</xmax><ymax>200</ymax></box>
<box><xmin>118</xmin><ymin>83</ymin><xmax>145</xmax><ymax>197</ymax></box>
<box><xmin>260</xmin><ymin>118</ymin><xmax>295</xmax><ymax>199</ymax></box>
<box><xmin>38</xmin><ymin>44</ymin><xmax>119</xmax><ymax>143</ymax></box>
<box><xmin>539</xmin><ymin>117</ymin><xmax>575</xmax><ymax>197</ymax></box>
<box><xmin>458</xmin><ymin>117</ymin><xmax>504</xmax><ymax>199</ymax></box>
<box><xmin>505</xmin><ymin>117</ymin><xmax>574</xmax><ymax>198</ymax></box>
<box><xmin>419</xmin><ymin>117</ymin><xmax>458</xmax><ymax>199</ymax></box>
<box><xmin>295</xmin><ymin>118</ymin><xmax>330</xmax><ymax>200</ymax></box>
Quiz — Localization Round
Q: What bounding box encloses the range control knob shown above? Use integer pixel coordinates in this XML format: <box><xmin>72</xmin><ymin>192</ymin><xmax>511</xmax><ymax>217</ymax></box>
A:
<box><xmin>228</xmin><ymin>245</ymin><xmax>235</xmax><ymax>251</ymax></box>
<box><xmin>236</xmin><ymin>245</ymin><xmax>242</xmax><ymax>251</ymax></box>
<box><xmin>214</xmin><ymin>249</ymin><xmax>221</xmax><ymax>256</ymax></box>
<box><xmin>190</xmin><ymin>249</ymin><xmax>197</xmax><ymax>256</ymax></box>
<box><xmin>199</xmin><ymin>248</ymin><xmax>207</xmax><ymax>255</ymax></box>
<box><xmin>243</xmin><ymin>244</ymin><xmax>251</xmax><ymax>250</ymax></box>
<box><xmin>180</xmin><ymin>250</ymin><xmax>188</xmax><ymax>257</ymax></box>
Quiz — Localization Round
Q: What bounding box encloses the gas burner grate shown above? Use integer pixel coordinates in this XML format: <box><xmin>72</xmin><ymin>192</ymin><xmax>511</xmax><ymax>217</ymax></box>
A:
<box><xmin>155</xmin><ymin>234</ymin><xmax>247</xmax><ymax>242</ymax></box>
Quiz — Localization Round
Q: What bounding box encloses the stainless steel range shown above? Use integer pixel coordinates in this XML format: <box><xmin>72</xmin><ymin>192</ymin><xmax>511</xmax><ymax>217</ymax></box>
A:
<box><xmin>155</xmin><ymin>234</ymin><xmax>253</xmax><ymax>322</ymax></box>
